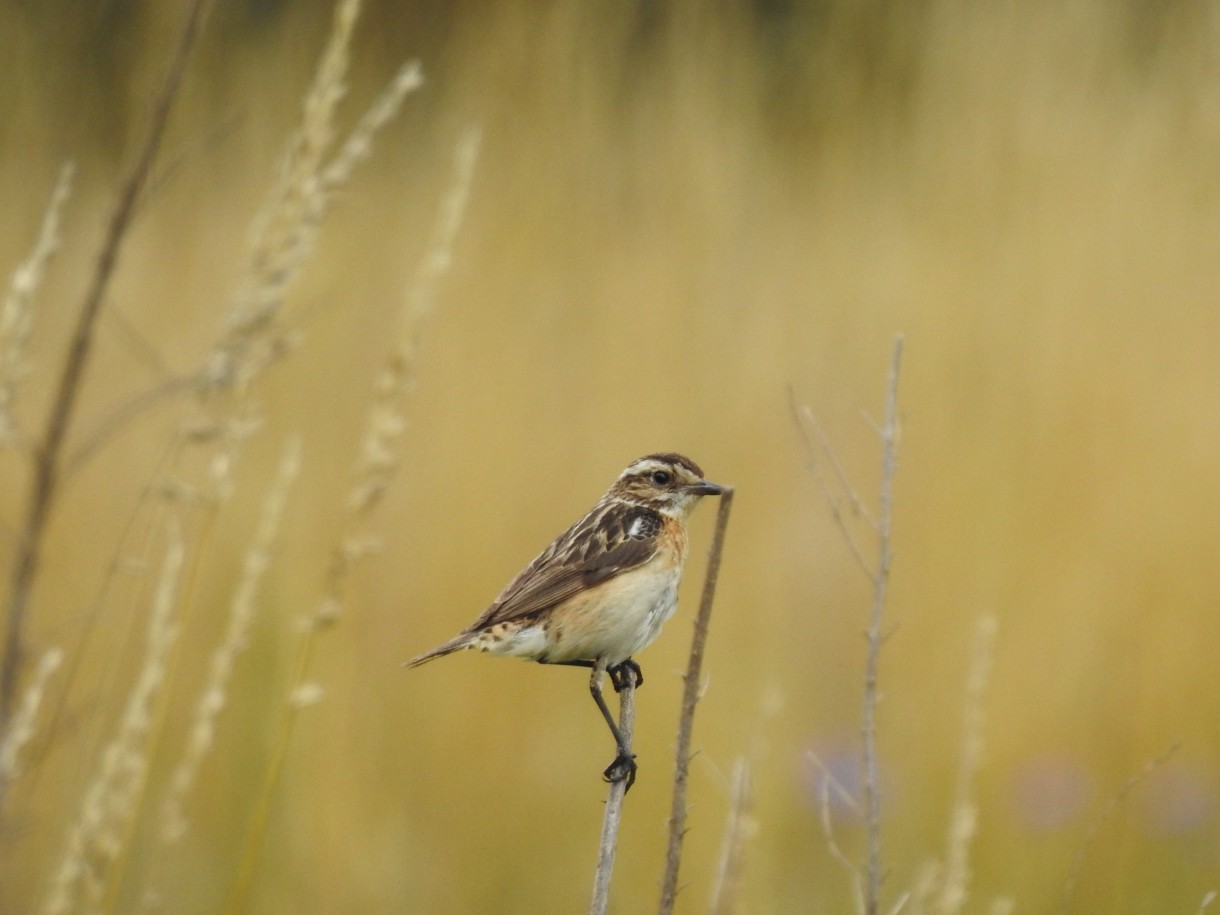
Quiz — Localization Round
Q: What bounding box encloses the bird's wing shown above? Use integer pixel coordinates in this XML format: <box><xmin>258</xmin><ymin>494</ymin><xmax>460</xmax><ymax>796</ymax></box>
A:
<box><xmin>466</xmin><ymin>501</ymin><xmax>663</xmax><ymax>630</ymax></box>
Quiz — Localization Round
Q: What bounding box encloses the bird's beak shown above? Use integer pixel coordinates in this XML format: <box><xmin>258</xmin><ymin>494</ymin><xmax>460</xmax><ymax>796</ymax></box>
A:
<box><xmin>687</xmin><ymin>480</ymin><xmax>727</xmax><ymax>497</ymax></box>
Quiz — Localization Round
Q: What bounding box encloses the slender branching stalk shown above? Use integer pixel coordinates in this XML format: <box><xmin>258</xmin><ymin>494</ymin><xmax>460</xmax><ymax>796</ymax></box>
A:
<box><xmin>589</xmin><ymin>660</ymin><xmax>635</xmax><ymax>915</ymax></box>
<box><xmin>658</xmin><ymin>486</ymin><xmax>735</xmax><ymax>915</ymax></box>
<box><xmin>807</xmin><ymin>750</ymin><xmax>866</xmax><ymax>911</ymax></box>
<box><xmin>792</xmin><ymin>335</ymin><xmax>904</xmax><ymax>915</ymax></box>
<box><xmin>862</xmin><ymin>337</ymin><xmax>903</xmax><ymax>915</ymax></box>
<box><xmin>0</xmin><ymin>0</ymin><xmax>210</xmax><ymax>740</ymax></box>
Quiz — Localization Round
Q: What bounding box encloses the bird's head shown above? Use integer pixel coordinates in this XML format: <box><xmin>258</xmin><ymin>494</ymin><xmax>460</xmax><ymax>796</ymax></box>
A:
<box><xmin>608</xmin><ymin>453</ymin><xmax>725</xmax><ymax>516</ymax></box>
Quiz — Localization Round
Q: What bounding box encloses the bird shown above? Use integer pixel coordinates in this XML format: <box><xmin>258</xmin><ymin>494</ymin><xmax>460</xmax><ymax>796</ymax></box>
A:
<box><xmin>406</xmin><ymin>452</ymin><xmax>725</xmax><ymax>790</ymax></box>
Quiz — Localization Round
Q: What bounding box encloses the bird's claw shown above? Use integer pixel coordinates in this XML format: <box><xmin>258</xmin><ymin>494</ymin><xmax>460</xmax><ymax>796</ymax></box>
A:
<box><xmin>603</xmin><ymin>752</ymin><xmax>638</xmax><ymax>793</ymax></box>
<box><xmin>607</xmin><ymin>659</ymin><xmax>643</xmax><ymax>693</ymax></box>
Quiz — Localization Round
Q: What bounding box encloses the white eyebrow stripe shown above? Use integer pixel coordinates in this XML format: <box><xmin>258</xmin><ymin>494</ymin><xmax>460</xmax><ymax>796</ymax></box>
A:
<box><xmin>623</xmin><ymin>462</ymin><xmax>661</xmax><ymax>478</ymax></box>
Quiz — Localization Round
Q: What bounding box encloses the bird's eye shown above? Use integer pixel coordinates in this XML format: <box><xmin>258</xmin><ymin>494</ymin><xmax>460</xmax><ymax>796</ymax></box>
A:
<box><xmin>650</xmin><ymin>470</ymin><xmax>672</xmax><ymax>486</ymax></box>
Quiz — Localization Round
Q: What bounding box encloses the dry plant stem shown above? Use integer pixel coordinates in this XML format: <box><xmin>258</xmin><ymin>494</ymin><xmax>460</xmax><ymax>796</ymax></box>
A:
<box><xmin>41</xmin><ymin>523</ymin><xmax>185</xmax><ymax>915</ymax></box>
<box><xmin>934</xmin><ymin>614</ymin><xmax>997</xmax><ymax>915</ymax></box>
<box><xmin>0</xmin><ymin>163</ymin><xmax>75</xmax><ymax>449</ymax></box>
<box><xmin>787</xmin><ymin>386</ymin><xmax>873</xmax><ymax>575</ymax></box>
<box><xmin>0</xmin><ymin>647</ymin><xmax>63</xmax><ymax>781</ymax></box>
<box><xmin>207</xmin><ymin>0</ymin><xmax>424</xmax><ymax>393</ymax></box>
<box><xmin>792</xmin><ymin>338</ymin><xmax>903</xmax><ymax>914</ymax></box>
<box><xmin>221</xmin><ymin>128</ymin><xmax>478</xmax><ymax>915</ymax></box>
<box><xmin>589</xmin><ymin>658</ymin><xmax>635</xmax><ymax>915</ymax></box>
<box><xmin>1059</xmin><ymin>742</ymin><xmax>1180</xmax><ymax>914</ymax></box>
<box><xmin>160</xmin><ymin>438</ymin><xmax>301</xmax><ymax>843</ymax></box>
<box><xmin>658</xmin><ymin>486</ymin><xmax>735</xmax><ymax>915</ymax></box>
<box><xmin>809</xmin><ymin>751</ymin><xmax>867</xmax><ymax>911</ymax></box>
<box><xmin>0</xmin><ymin>0</ymin><xmax>209</xmax><ymax>758</ymax></box>
<box><xmin>862</xmin><ymin>336</ymin><xmax>903</xmax><ymax>915</ymax></box>
<box><xmin>709</xmin><ymin>759</ymin><xmax>753</xmax><ymax>915</ymax></box>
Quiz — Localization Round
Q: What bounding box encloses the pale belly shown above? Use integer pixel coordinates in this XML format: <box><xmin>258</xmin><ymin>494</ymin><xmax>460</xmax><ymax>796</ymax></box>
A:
<box><xmin>486</xmin><ymin>560</ymin><xmax>682</xmax><ymax>666</ymax></box>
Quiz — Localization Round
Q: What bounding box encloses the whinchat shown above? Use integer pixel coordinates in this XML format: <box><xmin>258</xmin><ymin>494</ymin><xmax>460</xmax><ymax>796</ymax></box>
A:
<box><xmin>406</xmin><ymin>453</ymin><xmax>726</xmax><ymax>789</ymax></box>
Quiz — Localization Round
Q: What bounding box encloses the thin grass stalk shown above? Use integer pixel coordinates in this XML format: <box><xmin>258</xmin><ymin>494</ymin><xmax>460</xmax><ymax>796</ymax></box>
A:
<box><xmin>213</xmin><ymin>14</ymin><xmax>442</xmax><ymax>914</ymax></box>
<box><xmin>160</xmin><ymin>438</ymin><xmax>301</xmax><ymax>843</ymax></box>
<box><xmin>934</xmin><ymin>614</ymin><xmax>997</xmax><ymax>915</ymax></box>
<box><xmin>206</xmin><ymin>0</ymin><xmax>425</xmax><ymax>395</ymax></box>
<box><xmin>862</xmin><ymin>336</ymin><xmax>903</xmax><ymax>915</ymax></box>
<box><xmin>808</xmin><ymin>751</ymin><xmax>866</xmax><ymax>913</ymax></box>
<box><xmin>709</xmin><ymin>758</ymin><xmax>753</xmax><ymax>915</ymax></box>
<box><xmin>791</xmin><ymin>340</ymin><xmax>904</xmax><ymax>912</ymax></box>
<box><xmin>787</xmin><ymin>386</ymin><xmax>873</xmax><ymax>576</ymax></box>
<box><xmin>217</xmin><ymin>126</ymin><xmax>476</xmax><ymax>915</ymax></box>
<box><xmin>1059</xmin><ymin>742</ymin><xmax>1179</xmax><ymax>914</ymax></box>
<box><xmin>1</xmin><ymin>0</ymin><xmax>210</xmax><ymax>735</ymax></box>
<box><xmin>658</xmin><ymin>486</ymin><xmax>735</xmax><ymax>915</ymax></box>
<box><xmin>0</xmin><ymin>162</ymin><xmax>75</xmax><ymax>450</ymax></box>
<box><xmin>589</xmin><ymin>661</ymin><xmax>635</xmax><ymax>915</ymax></box>
<box><xmin>15</xmin><ymin>435</ymin><xmax>193</xmax><ymax>857</ymax></box>
<box><xmin>0</xmin><ymin>647</ymin><xmax>63</xmax><ymax>782</ymax></box>
<box><xmin>41</xmin><ymin>522</ymin><xmax>185</xmax><ymax>915</ymax></box>
<box><xmin>66</xmin><ymin>20</ymin><xmax>423</xmax><ymax>478</ymax></box>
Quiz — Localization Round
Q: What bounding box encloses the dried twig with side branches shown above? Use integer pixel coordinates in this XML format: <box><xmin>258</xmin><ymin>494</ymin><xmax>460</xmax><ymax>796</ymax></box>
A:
<box><xmin>792</xmin><ymin>336</ymin><xmax>904</xmax><ymax>915</ymax></box>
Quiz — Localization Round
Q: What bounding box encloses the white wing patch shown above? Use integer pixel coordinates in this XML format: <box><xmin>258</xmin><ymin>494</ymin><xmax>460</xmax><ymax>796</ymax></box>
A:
<box><xmin>628</xmin><ymin>514</ymin><xmax>646</xmax><ymax>538</ymax></box>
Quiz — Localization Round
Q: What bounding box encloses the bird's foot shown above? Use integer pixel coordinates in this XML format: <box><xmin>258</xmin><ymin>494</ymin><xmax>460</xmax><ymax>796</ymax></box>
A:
<box><xmin>603</xmin><ymin>751</ymin><xmax>638</xmax><ymax>793</ymax></box>
<box><xmin>607</xmin><ymin>659</ymin><xmax>643</xmax><ymax>692</ymax></box>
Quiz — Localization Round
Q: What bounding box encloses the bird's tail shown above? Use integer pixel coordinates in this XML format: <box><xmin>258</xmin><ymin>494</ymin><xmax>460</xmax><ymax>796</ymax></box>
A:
<box><xmin>403</xmin><ymin>634</ymin><xmax>473</xmax><ymax>669</ymax></box>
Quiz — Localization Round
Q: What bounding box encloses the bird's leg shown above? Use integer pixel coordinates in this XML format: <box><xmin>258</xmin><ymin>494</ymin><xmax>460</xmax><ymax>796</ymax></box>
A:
<box><xmin>607</xmin><ymin>658</ymin><xmax>643</xmax><ymax>692</ymax></box>
<box><xmin>589</xmin><ymin>657</ymin><xmax>637</xmax><ymax>792</ymax></box>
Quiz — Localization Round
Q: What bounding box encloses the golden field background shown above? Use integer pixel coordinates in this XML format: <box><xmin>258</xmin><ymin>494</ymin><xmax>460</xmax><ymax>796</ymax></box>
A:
<box><xmin>2</xmin><ymin>1</ymin><xmax>1220</xmax><ymax>912</ymax></box>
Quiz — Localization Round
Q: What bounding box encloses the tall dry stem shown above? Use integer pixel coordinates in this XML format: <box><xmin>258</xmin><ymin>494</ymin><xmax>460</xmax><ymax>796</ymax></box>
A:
<box><xmin>160</xmin><ymin>438</ymin><xmax>301</xmax><ymax>843</ymax></box>
<box><xmin>206</xmin><ymin>0</ymin><xmax>421</xmax><ymax>395</ymax></box>
<box><xmin>907</xmin><ymin>614</ymin><xmax>1000</xmax><ymax>915</ymax></box>
<box><xmin>861</xmin><ymin>336</ymin><xmax>903</xmax><ymax>915</ymax></box>
<box><xmin>206</xmin><ymin>7</ymin><xmax>437</xmax><ymax>911</ymax></box>
<box><xmin>792</xmin><ymin>335</ymin><xmax>904</xmax><ymax>915</ymax></box>
<box><xmin>41</xmin><ymin>521</ymin><xmax>185</xmax><ymax>915</ymax></box>
<box><xmin>933</xmin><ymin>614</ymin><xmax>997</xmax><ymax>914</ymax></box>
<box><xmin>1</xmin><ymin>0</ymin><xmax>210</xmax><ymax>737</ymax></box>
<box><xmin>709</xmin><ymin>759</ymin><xmax>754</xmax><ymax>915</ymax></box>
<box><xmin>658</xmin><ymin>486</ymin><xmax>735</xmax><ymax>914</ymax></box>
<box><xmin>1059</xmin><ymin>742</ymin><xmax>1179</xmax><ymax>914</ymax></box>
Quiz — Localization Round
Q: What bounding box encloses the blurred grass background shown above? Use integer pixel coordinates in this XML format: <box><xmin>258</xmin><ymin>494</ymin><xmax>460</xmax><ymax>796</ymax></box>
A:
<box><xmin>2</xmin><ymin>0</ymin><xmax>1220</xmax><ymax>911</ymax></box>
